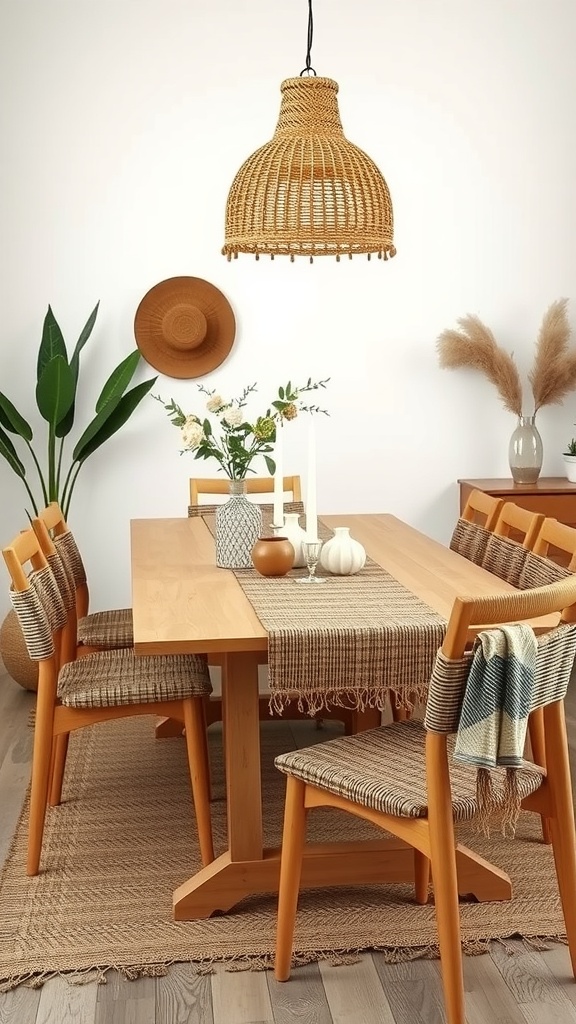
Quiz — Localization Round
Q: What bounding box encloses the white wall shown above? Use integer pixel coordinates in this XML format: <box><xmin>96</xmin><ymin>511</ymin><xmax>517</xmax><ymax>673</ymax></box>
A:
<box><xmin>1</xmin><ymin>0</ymin><xmax>576</xmax><ymax>617</ymax></box>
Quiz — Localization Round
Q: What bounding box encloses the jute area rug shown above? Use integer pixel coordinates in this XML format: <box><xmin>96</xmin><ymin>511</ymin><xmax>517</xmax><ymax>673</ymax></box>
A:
<box><xmin>0</xmin><ymin>715</ymin><xmax>566</xmax><ymax>991</ymax></box>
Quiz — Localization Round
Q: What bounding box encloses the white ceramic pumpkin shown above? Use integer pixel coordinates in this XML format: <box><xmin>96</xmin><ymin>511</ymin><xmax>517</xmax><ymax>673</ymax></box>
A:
<box><xmin>320</xmin><ymin>527</ymin><xmax>366</xmax><ymax>575</ymax></box>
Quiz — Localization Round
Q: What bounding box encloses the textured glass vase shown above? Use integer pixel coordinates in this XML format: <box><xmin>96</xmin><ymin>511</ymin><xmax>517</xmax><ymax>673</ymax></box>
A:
<box><xmin>508</xmin><ymin>415</ymin><xmax>543</xmax><ymax>484</ymax></box>
<box><xmin>215</xmin><ymin>480</ymin><xmax>262</xmax><ymax>569</ymax></box>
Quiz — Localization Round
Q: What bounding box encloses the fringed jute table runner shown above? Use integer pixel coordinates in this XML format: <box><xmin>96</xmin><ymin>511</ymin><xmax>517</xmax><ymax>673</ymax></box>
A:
<box><xmin>203</xmin><ymin>511</ymin><xmax>446</xmax><ymax>715</ymax></box>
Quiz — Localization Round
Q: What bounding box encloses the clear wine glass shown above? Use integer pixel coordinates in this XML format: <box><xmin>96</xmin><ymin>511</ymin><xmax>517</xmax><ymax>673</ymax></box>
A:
<box><xmin>295</xmin><ymin>540</ymin><xmax>326</xmax><ymax>583</ymax></box>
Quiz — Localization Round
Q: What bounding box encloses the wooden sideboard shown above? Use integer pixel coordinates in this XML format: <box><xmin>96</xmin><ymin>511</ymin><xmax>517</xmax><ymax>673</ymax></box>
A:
<box><xmin>458</xmin><ymin>478</ymin><xmax>576</xmax><ymax>528</ymax></box>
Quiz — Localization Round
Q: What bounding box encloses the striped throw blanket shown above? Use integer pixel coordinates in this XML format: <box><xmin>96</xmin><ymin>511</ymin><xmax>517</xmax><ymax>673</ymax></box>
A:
<box><xmin>454</xmin><ymin>624</ymin><xmax>537</xmax><ymax>833</ymax></box>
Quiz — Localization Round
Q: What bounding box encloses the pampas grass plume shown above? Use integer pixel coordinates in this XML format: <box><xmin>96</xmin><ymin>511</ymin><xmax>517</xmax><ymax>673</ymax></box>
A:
<box><xmin>437</xmin><ymin>315</ymin><xmax>523</xmax><ymax>416</ymax></box>
<box><xmin>529</xmin><ymin>299</ymin><xmax>576</xmax><ymax>410</ymax></box>
<box><xmin>438</xmin><ymin>299</ymin><xmax>576</xmax><ymax>416</ymax></box>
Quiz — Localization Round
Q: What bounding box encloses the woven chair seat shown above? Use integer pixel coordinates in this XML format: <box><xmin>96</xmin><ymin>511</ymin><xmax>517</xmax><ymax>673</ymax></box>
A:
<box><xmin>77</xmin><ymin>607</ymin><xmax>134</xmax><ymax>648</ymax></box>
<box><xmin>58</xmin><ymin>649</ymin><xmax>212</xmax><ymax>708</ymax></box>
<box><xmin>274</xmin><ymin>719</ymin><xmax>544</xmax><ymax>823</ymax></box>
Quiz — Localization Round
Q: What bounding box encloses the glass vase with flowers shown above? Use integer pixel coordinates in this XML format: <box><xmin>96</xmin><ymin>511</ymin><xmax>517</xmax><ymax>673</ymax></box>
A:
<box><xmin>154</xmin><ymin>378</ymin><xmax>329</xmax><ymax>568</ymax></box>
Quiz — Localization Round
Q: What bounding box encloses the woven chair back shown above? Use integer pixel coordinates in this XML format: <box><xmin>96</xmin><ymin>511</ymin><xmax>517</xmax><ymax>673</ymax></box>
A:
<box><xmin>424</xmin><ymin>622</ymin><xmax>576</xmax><ymax>734</ymax></box>
<box><xmin>188</xmin><ymin>499</ymin><xmax>305</xmax><ymax>520</ymax></box>
<box><xmin>481</xmin><ymin>533</ymin><xmax>529</xmax><ymax>587</ymax></box>
<box><xmin>53</xmin><ymin>530</ymin><xmax>87</xmax><ymax>589</ymax></box>
<box><xmin>518</xmin><ymin>551</ymin><xmax>573</xmax><ymax>589</ymax></box>
<box><xmin>424</xmin><ymin>576</ymin><xmax>576</xmax><ymax>734</ymax></box>
<box><xmin>8</xmin><ymin>564</ymin><xmax>67</xmax><ymax>662</ymax></box>
<box><xmin>449</xmin><ymin>519</ymin><xmax>492</xmax><ymax>565</ymax></box>
<box><xmin>189</xmin><ymin>475</ymin><xmax>302</xmax><ymax>506</ymax></box>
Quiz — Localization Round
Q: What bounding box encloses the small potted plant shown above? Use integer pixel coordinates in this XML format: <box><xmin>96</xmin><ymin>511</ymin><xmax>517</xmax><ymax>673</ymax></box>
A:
<box><xmin>563</xmin><ymin>434</ymin><xmax>576</xmax><ymax>482</ymax></box>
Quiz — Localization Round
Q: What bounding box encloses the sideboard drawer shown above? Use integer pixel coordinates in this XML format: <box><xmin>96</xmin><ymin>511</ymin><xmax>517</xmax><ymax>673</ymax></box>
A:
<box><xmin>499</xmin><ymin>493</ymin><xmax>576</xmax><ymax>527</ymax></box>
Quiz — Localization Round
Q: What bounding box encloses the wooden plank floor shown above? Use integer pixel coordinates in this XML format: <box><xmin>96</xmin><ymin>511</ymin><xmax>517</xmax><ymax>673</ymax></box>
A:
<box><xmin>2</xmin><ymin>664</ymin><xmax>576</xmax><ymax>1024</ymax></box>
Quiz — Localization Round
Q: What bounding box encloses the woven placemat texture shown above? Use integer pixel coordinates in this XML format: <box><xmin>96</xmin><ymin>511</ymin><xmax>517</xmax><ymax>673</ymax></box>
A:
<box><xmin>0</xmin><ymin>716</ymin><xmax>565</xmax><ymax>990</ymax></box>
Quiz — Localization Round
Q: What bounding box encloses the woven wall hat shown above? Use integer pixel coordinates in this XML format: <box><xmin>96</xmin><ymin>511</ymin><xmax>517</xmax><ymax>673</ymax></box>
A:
<box><xmin>134</xmin><ymin>276</ymin><xmax>236</xmax><ymax>379</ymax></box>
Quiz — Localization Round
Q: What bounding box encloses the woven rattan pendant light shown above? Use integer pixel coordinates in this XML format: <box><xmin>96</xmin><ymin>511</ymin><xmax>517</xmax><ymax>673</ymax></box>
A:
<box><xmin>222</xmin><ymin>0</ymin><xmax>396</xmax><ymax>263</ymax></box>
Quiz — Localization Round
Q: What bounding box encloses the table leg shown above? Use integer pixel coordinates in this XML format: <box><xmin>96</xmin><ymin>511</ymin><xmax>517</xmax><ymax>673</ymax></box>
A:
<box><xmin>155</xmin><ymin>717</ymin><xmax>184</xmax><ymax>738</ymax></box>
<box><xmin>351</xmin><ymin>708</ymin><xmax>382</xmax><ymax>732</ymax></box>
<box><xmin>222</xmin><ymin>651</ymin><xmax>263</xmax><ymax>860</ymax></box>
<box><xmin>173</xmin><ymin>649</ymin><xmax>264</xmax><ymax>919</ymax></box>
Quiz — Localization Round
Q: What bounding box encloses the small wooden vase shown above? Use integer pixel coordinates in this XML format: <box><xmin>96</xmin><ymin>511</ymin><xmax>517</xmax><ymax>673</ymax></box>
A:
<box><xmin>251</xmin><ymin>537</ymin><xmax>295</xmax><ymax>577</ymax></box>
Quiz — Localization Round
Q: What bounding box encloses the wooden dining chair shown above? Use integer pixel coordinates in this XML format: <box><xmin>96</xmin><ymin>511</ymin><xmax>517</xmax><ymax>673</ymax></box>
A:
<box><xmin>34</xmin><ymin>502</ymin><xmax>133</xmax><ymax>653</ymax></box>
<box><xmin>515</xmin><ymin>519</ymin><xmax>576</xmax><ymax>841</ymax></box>
<box><xmin>532</xmin><ymin>518</ymin><xmax>576</xmax><ymax>571</ymax></box>
<box><xmin>189</xmin><ymin>474</ymin><xmax>302</xmax><ymax>506</ymax></box>
<box><xmin>449</xmin><ymin>489</ymin><xmax>503</xmax><ymax>565</ymax></box>
<box><xmin>274</xmin><ymin>578</ymin><xmax>576</xmax><ymax>1024</ymax></box>
<box><xmin>493</xmin><ymin>501</ymin><xmax>546</xmax><ymax>550</ymax></box>
<box><xmin>461</xmin><ymin>488</ymin><xmax>504</xmax><ymax>528</ymax></box>
<box><xmin>3</xmin><ymin>527</ymin><xmax>215</xmax><ymax>874</ymax></box>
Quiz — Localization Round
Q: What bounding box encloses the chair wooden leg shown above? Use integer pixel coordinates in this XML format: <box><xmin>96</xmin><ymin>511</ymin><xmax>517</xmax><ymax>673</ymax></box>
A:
<box><xmin>427</xmin><ymin>734</ymin><xmax>466</xmax><ymax>1024</ymax></box>
<box><xmin>528</xmin><ymin>709</ymin><xmax>551</xmax><ymax>844</ymax></box>
<box><xmin>48</xmin><ymin>733</ymin><xmax>69</xmax><ymax>806</ymax></box>
<box><xmin>182</xmin><ymin>699</ymin><xmax>214</xmax><ymax>867</ymax></box>
<box><xmin>275</xmin><ymin>777</ymin><xmax>307</xmax><ymax>982</ymax></box>
<box><xmin>414</xmin><ymin>849</ymin><xmax>430</xmax><ymax>905</ymax></box>
<box><xmin>27</xmin><ymin>690</ymin><xmax>55</xmax><ymax>875</ymax></box>
<box><xmin>544</xmin><ymin>703</ymin><xmax>576</xmax><ymax>976</ymax></box>
<box><xmin>200</xmin><ymin>698</ymin><xmax>212</xmax><ymax>802</ymax></box>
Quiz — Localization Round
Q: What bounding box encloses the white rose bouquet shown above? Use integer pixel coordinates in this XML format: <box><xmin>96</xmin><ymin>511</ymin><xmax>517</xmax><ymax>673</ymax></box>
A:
<box><xmin>154</xmin><ymin>379</ymin><xmax>329</xmax><ymax>480</ymax></box>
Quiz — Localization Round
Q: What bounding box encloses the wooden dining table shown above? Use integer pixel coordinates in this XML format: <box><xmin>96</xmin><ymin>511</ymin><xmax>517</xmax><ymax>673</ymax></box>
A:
<box><xmin>130</xmin><ymin>512</ymin><xmax>558</xmax><ymax>921</ymax></box>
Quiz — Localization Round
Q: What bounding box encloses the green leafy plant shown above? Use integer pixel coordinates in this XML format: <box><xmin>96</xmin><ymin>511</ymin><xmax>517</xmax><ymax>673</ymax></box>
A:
<box><xmin>154</xmin><ymin>378</ymin><xmax>329</xmax><ymax>480</ymax></box>
<box><xmin>0</xmin><ymin>303</ymin><xmax>157</xmax><ymax>518</ymax></box>
<box><xmin>564</xmin><ymin>435</ymin><xmax>576</xmax><ymax>457</ymax></box>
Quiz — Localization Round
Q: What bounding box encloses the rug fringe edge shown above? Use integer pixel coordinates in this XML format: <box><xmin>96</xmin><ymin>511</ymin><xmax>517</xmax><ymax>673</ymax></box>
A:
<box><xmin>0</xmin><ymin>932</ymin><xmax>568</xmax><ymax>992</ymax></box>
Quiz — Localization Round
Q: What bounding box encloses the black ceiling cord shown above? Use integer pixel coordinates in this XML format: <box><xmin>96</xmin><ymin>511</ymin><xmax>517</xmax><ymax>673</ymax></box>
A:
<box><xmin>300</xmin><ymin>0</ymin><xmax>317</xmax><ymax>76</ymax></box>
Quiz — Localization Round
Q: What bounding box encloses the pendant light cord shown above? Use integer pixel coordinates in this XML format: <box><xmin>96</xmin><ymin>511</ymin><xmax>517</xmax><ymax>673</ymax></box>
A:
<box><xmin>299</xmin><ymin>0</ymin><xmax>316</xmax><ymax>76</ymax></box>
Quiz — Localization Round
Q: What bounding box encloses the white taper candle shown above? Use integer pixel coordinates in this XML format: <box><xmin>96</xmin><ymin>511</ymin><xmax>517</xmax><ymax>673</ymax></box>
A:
<box><xmin>306</xmin><ymin>416</ymin><xmax>318</xmax><ymax>541</ymax></box>
<box><xmin>273</xmin><ymin>421</ymin><xmax>284</xmax><ymax>527</ymax></box>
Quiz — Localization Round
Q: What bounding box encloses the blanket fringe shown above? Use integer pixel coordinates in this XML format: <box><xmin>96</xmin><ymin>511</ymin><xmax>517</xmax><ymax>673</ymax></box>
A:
<box><xmin>474</xmin><ymin>767</ymin><xmax>522</xmax><ymax>838</ymax></box>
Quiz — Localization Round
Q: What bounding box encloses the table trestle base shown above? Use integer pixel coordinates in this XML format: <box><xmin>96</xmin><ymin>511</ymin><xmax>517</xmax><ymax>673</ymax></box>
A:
<box><xmin>172</xmin><ymin>839</ymin><xmax>512</xmax><ymax>920</ymax></box>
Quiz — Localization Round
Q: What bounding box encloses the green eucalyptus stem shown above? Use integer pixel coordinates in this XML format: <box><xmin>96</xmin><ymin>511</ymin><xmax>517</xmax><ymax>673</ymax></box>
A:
<box><xmin>25</xmin><ymin>439</ymin><xmax>49</xmax><ymax>507</ymax></box>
